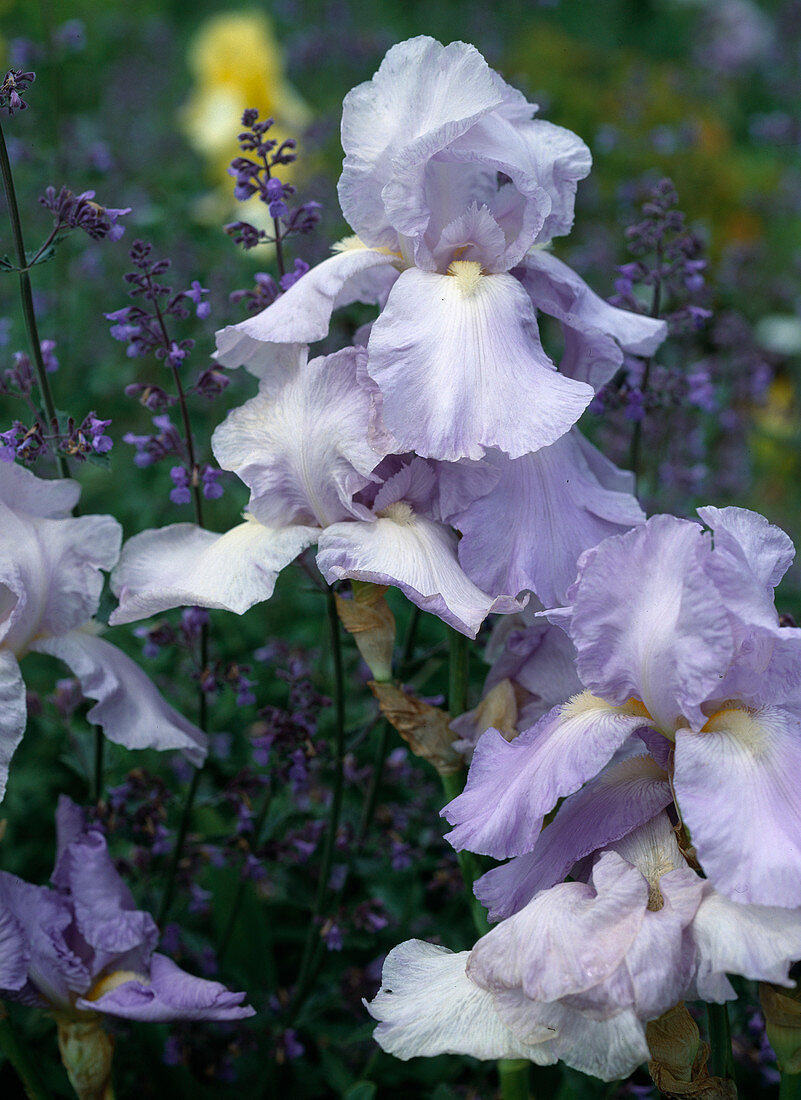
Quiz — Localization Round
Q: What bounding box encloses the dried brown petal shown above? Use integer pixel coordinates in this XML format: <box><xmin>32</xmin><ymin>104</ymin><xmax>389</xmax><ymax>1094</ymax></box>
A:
<box><xmin>369</xmin><ymin>681</ymin><xmax>462</xmax><ymax>776</ymax></box>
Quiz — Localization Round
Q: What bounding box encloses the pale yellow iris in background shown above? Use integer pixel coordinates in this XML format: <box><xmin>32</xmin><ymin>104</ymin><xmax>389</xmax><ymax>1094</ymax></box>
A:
<box><xmin>181</xmin><ymin>11</ymin><xmax>311</xmax><ymax>227</ymax></box>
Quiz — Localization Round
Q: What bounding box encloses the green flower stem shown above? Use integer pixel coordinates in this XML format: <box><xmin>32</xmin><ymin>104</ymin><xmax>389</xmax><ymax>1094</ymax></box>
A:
<box><xmin>92</xmin><ymin>728</ymin><xmax>104</xmax><ymax>807</ymax></box>
<box><xmin>218</xmin><ymin>784</ymin><xmax>272</xmax><ymax>962</ymax></box>
<box><xmin>0</xmin><ymin>119</ymin><xmax>69</xmax><ymax>480</ymax></box>
<box><xmin>780</xmin><ymin>1073</ymin><xmax>801</xmax><ymax>1100</ymax></box>
<box><xmin>447</xmin><ymin>626</ymin><xmax>469</xmax><ymax>717</ymax></box>
<box><xmin>498</xmin><ymin>1059</ymin><xmax>531</xmax><ymax>1100</ymax></box>
<box><xmin>288</xmin><ymin>587</ymin><xmax>346</xmax><ymax>1020</ymax></box>
<box><xmin>0</xmin><ymin>1012</ymin><xmax>52</xmax><ymax>1100</ymax></box>
<box><xmin>707</xmin><ymin>1001</ymin><xmax>735</xmax><ymax>1083</ymax></box>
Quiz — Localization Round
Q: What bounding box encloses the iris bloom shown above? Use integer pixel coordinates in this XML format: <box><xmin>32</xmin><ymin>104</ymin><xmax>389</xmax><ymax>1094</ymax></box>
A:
<box><xmin>368</xmin><ymin>814</ymin><xmax>801</xmax><ymax>1080</ymax></box>
<box><xmin>215</xmin><ymin>36</ymin><xmax>665</xmax><ymax>463</ymax></box>
<box><xmin>111</xmin><ymin>347</ymin><xmax>520</xmax><ymax>638</ymax></box>
<box><xmin>0</xmin><ymin>796</ymin><xmax>254</xmax><ymax>1022</ymax></box>
<box><xmin>0</xmin><ymin>463</ymin><xmax>205</xmax><ymax>799</ymax></box>
<box><xmin>444</xmin><ymin>507</ymin><xmax>801</xmax><ymax>907</ymax></box>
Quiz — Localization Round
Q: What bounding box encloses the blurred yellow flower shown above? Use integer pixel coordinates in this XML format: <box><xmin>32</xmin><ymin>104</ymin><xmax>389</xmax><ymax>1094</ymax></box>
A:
<box><xmin>181</xmin><ymin>11</ymin><xmax>311</xmax><ymax>227</ymax></box>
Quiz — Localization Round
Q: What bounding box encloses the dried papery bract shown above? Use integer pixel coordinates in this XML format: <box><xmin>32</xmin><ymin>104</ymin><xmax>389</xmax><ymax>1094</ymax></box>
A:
<box><xmin>55</xmin><ymin>1015</ymin><xmax>115</xmax><ymax>1100</ymax></box>
<box><xmin>646</xmin><ymin>1003</ymin><xmax>738</xmax><ymax>1098</ymax></box>
<box><xmin>369</xmin><ymin>682</ymin><xmax>462</xmax><ymax>777</ymax></box>
<box><xmin>335</xmin><ymin>581</ymin><xmax>396</xmax><ymax>683</ymax></box>
<box><xmin>760</xmin><ymin>981</ymin><xmax>801</xmax><ymax>1075</ymax></box>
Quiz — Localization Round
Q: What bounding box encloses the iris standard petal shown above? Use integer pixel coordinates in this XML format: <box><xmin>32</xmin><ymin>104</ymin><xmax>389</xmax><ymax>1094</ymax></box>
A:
<box><xmin>212</xmin><ymin>346</ymin><xmax>382</xmax><ymax>527</ymax></box>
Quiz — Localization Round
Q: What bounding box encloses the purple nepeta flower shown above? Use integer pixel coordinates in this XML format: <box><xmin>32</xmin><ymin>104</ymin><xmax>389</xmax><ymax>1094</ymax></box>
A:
<box><xmin>445</xmin><ymin>507</ymin><xmax>801</xmax><ymax>909</ymax></box>
<box><xmin>0</xmin><ymin>797</ymin><xmax>254</xmax><ymax>1022</ymax></box>
<box><xmin>215</xmin><ymin>37</ymin><xmax>665</xmax><ymax>463</ymax></box>
<box><xmin>0</xmin><ymin>462</ymin><xmax>207</xmax><ymax>800</ymax></box>
<box><xmin>39</xmin><ymin>186</ymin><xmax>130</xmax><ymax>241</ymax></box>
<box><xmin>0</xmin><ymin>69</ymin><xmax>34</xmax><ymax>115</ymax></box>
<box><xmin>169</xmin><ymin>465</ymin><xmax>192</xmax><ymax>505</ymax></box>
<box><xmin>368</xmin><ymin>814</ymin><xmax>801</xmax><ymax>1080</ymax></box>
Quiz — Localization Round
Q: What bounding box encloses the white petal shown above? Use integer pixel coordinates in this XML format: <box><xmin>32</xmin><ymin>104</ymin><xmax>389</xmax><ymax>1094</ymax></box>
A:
<box><xmin>0</xmin><ymin>650</ymin><xmax>25</xmax><ymax>801</ymax></box>
<box><xmin>366</xmin><ymin>940</ymin><xmax>554</xmax><ymax>1062</ymax></box>
<box><xmin>316</xmin><ymin>513</ymin><xmax>520</xmax><ymax>638</ymax></box>
<box><xmin>468</xmin><ymin>852</ymin><xmax>647</xmax><ymax>1004</ymax></box>
<box><xmin>32</xmin><ymin>632</ymin><xmax>207</xmax><ymax>764</ymax></box>
<box><xmin>0</xmin><ymin>461</ymin><xmax>80</xmax><ymax>517</ymax></box>
<box><xmin>692</xmin><ymin>889</ymin><xmax>801</xmax><ymax>1001</ymax></box>
<box><xmin>110</xmin><ymin>520</ymin><xmax>317</xmax><ymax>624</ymax></box>
<box><xmin>366</xmin><ymin>267</ymin><xmax>593</xmax><ymax>461</ymax></box>
<box><xmin>516</xmin><ymin>250</ymin><xmax>667</xmax><ymax>388</ymax></box>
<box><xmin>494</xmin><ymin>992</ymin><xmax>649</xmax><ymax>1082</ymax></box>
<box><xmin>214</xmin><ymin>249</ymin><xmax>397</xmax><ymax>382</ymax></box>
<box><xmin>0</xmin><ymin>499</ymin><xmax>120</xmax><ymax>652</ymax></box>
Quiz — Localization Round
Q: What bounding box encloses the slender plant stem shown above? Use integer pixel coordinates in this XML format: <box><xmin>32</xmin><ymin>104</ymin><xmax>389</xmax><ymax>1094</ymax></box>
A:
<box><xmin>357</xmin><ymin>598</ymin><xmax>423</xmax><ymax>840</ymax></box>
<box><xmin>447</xmin><ymin>626</ymin><xmax>469</xmax><ymax>716</ymax></box>
<box><xmin>628</xmin><ymin>241</ymin><xmax>663</xmax><ymax>486</ymax></box>
<box><xmin>707</xmin><ymin>1002</ymin><xmax>735</xmax><ymax>1083</ymax></box>
<box><xmin>218</xmin><ymin>784</ymin><xmax>272</xmax><ymax>962</ymax></box>
<box><xmin>357</xmin><ymin>719</ymin><xmax>390</xmax><ymax>841</ymax></box>
<box><xmin>0</xmin><ymin>120</ymin><xmax>69</xmax><ymax>478</ymax></box>
<box><xmin>92</xmin><ymin>727</ymin><xmax>104</xmax><ymax>806</ymax></box>
<box><xmin>148</xmin><ymin>280</ymin><xmax>212</xmax><ymax>923</ymax></box>
<box><xmin>780</xmin><ymin>1073</ymin><xmax>801</xmax><ymax>1100</ymax></box>
<box><xmin>0</xmin><ymin>1013</ymin><xmax>52</xmax><ymax>1100</ymax></box>
<box><xmin>157</xmin><ymin>764</ymin><xmax>201</xmax><ymax>926</ymax></box>
<box><xmin>498</xmin><ymin>1059</ymin><xmax>531</xmax><ymax>1100</ymax></box>
<box><xmin>440</xmin><ymin>769</ymin><xmax>490</xmax><ymax>936</ymax></box>
<box><xmin>442</xmin><ymin>627</ymin><xmax>490</xmax><ymax>933</ymax></box>
<box><xmin>398</xmin><ymin>604</ymin><xmax>422</xmax><ymax>679</ymax></box>
<box><xmin>287</xmin><ymin>588</ymin><xmax>346</xmax><ymax>1021</ymax></box>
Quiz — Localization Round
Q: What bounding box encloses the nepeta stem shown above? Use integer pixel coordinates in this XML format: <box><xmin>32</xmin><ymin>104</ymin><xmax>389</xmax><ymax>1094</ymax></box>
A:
<box><xmin>218</xmin><ymin>784</ymin><xmax>272</xmax><ymax>962</ymax></box>
<box><xmin>288</xmin><ymin>588</ymin><xmax>346</xmax><ymax>1020</ymax></box>
<box><xmin>0</xmin><ymin>119</ymin><xmax>68</xmax><ymax>478</ymax></box>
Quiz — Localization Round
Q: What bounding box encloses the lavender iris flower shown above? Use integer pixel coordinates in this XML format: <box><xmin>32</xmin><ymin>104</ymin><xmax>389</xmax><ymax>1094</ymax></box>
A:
<box><xmin>367</xmin><ymin>814</ymin><xmax>801</xmax><ymax>1080</ymax></box>
<box><xmin>215</xmin><ymin>36</ymin><xmax>666</xmax><ymax>463</ymax></box>
<box><xmin>0</xmin><ymin>463</ymin><xmax>206</xmax><ymax>799</ymax></box>
<box><xmin>444</xmin><ymin>507</ymin><xmax>801</xmax><ymax>907</ymax></box>
<box><xmin>110</xmin><ymin>346</ymin><xmax>521</xmax><ymax>638</ymax></box>
<box><xmin>0</xmin><ymin>797</ymin><xmax>254</xmax><ymax>1022</ymax></box>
